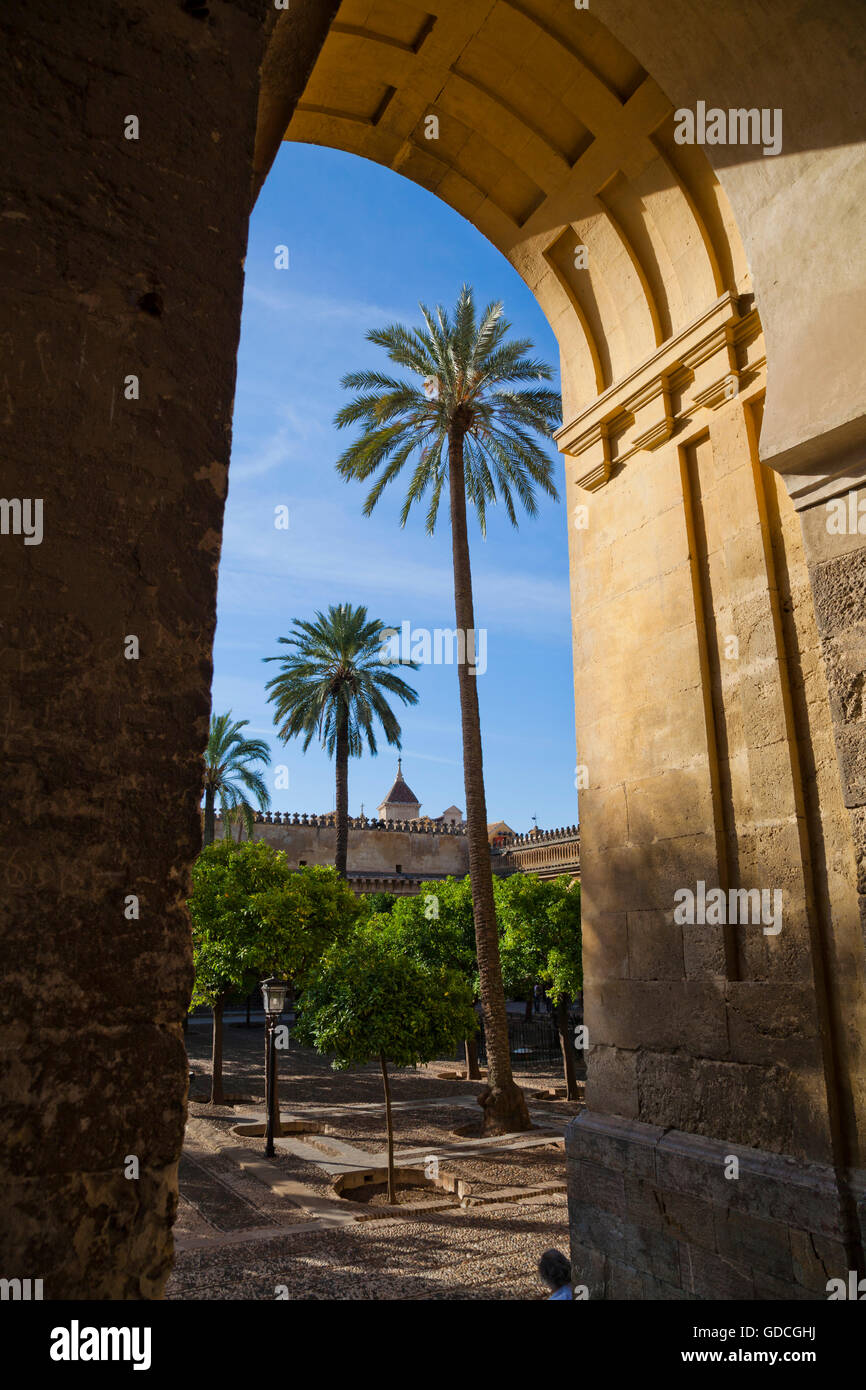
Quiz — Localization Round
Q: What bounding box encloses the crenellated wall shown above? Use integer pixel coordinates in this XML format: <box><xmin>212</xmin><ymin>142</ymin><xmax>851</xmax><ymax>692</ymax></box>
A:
<box><xmin>214</xmin><ymin>810</ymin><xmax>471</xmax><ymax>884</ymax></box>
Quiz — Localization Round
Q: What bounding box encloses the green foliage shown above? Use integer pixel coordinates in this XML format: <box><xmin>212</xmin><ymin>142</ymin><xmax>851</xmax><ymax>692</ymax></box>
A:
<box><xmin>295</xmin><ymin>921</ymin><xmax>477</xmax><ymax>1070</ymax></box>
<box><xmin>384</xmin><ymin>876</ymin><xmax>478</xmax><ymax>985</ymax></box>
<box><xmin>495</xmin><ymin>873</ymin><xmax>582</xmax><ymax>1006</ymax></box>
<box><xmin>263</xmin><ymin>602</ymin><xmax>418</xmax><ymax>758</ymax></box>
<box><xmin>335</xmin><ymin>284</ymin><xmax>562</xmax><ymax>536</ymax></box>
<box><xmin>188</xmin><ymin>840</ymin><xmax>359</xmax><ymax>1009</ymax></box>
<box><xmin>256</xmin><ymin>864</ymin><xmax>362</xmax><ymax>986</ymax></box>
<box><xmin>204</xmin><ymin>711</ymin><xmax>271</xmax><ymax>838</ymax></box>
<box><xmin>364</xmin><ymin>891</ymin><xmax>397</xmax><ymax>915</ymax></box>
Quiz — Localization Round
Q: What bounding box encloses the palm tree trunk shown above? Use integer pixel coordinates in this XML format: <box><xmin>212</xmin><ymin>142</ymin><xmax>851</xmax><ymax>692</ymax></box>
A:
<box><xmin>554</xmin><ymin>995</ymin><xmax>580</xmax><ymax>1101</ymax></box>
<box><xmin>203</xmin><ymin>785</ymin><xmax>216</xmax><ymax>847</ymax></box>
<box><xmin>447</xmin><ymin>427</ymin><xmax>530</xmax><ymax>1135</ymax></box>
<box><xmin>380</xmin><ymin>1052</ymin><xmax>396</xmax><ymax>1204</ymax></box>
<box><xmin>210</xmin><ymin>994</ymin><xmax>226</xmax><ymax>1104</ymax></box>
<box><xmin>464</xmin><ymin>1034</ymin><xmax>482</xmax><ymax>1081</ymax></box>
<box><xmin>335</xmin><ymin>707</ymin><xmax>349</xmax><ymax>879</ymax></box>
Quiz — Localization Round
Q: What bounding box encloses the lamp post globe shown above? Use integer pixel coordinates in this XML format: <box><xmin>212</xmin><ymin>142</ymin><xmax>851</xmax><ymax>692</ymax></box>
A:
<box><xmin>260</xmin><ymin>977</ymin><xmax>288</xmax><ymax>1156</ymax></box>
<box><xmin>261</xmin><ymin>977</ymin><xmax>288</xmax><ymax>1018</ymax></box>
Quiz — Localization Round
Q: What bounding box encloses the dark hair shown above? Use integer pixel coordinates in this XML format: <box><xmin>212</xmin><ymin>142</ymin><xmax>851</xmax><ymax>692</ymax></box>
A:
<box><xmin>538</xmin><ymin>1248</ymin><xmax>571</xmax><ymax>1289</ymax></box>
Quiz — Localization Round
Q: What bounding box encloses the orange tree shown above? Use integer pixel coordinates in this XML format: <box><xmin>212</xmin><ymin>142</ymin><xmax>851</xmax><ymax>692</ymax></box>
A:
<box><xmin>385</xmin><ymin>876</ymin><xmax>482</xmax><ymax>1079</ymax></box>
<box><xmin>188</xmin><ymin>841</ymin><xmax>358</xmax><ymax>1102</ymax></box>
<box><xmin>295</xmin><ymin>921</ymin><xmax>475</xmax><ymax>1202</ymax></box>
<box><xmin>496</xmin><ymin>873</ymin><xmax>582</xmax><ymax>1099</ymax></box>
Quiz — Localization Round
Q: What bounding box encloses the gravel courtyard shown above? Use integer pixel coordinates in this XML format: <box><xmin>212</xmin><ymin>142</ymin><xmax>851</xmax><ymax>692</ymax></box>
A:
<box><xmin>166</xmin><ymin>1014</ymin><xmax>583</xmax><ymax>1300</ymax></box>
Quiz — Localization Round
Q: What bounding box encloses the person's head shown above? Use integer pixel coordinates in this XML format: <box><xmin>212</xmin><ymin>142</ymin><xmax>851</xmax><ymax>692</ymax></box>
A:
<box><xmin>538</xmin><ymin>1248</ymin><xmax>571</xmax><ymax>1291</ymax></box>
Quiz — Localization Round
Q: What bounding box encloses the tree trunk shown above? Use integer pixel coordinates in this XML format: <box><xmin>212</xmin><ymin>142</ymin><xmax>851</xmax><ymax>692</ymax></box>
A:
<box><xmin>525</xmin><ymin>992</ymin><xmax>533</xmax><ymax>1022</ymax></box>
<box><xmin>380</xmin><ymin>1052</ymin><xmax>396</xmax><ymax>1204</ymax></box>
<box><xmin>203</xmin><ymin>784</ymin><xmax>216</xmax><ymax>848</ymax></box>
<box><xmin>464</xmin><ymin>1034</ymin><xmax>481</xmax><ymax>1080</ymax></box>
<box><xmin>335</xmin><ymin>708</ymin><xmax>349</xmax><ymax>880</ymax></box>
<box><xmin>210</xmin><ymin>995</ymin><xmax>226</xmax><ymax>1104</ymax></box>
<box><xmin>554</xmin><ymin>996</ymin><xmax>579</xmax><ymax>1101</ymax></box>
<box><xmin>447</xmin><ymin>428</ymin><xmax>530</xmax><ymax>1135</ymax></box>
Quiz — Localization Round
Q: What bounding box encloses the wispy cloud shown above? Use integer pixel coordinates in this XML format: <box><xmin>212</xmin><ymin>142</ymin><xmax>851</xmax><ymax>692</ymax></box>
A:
<box><xmin>245</xmin><ymin>283</ymin><xmax>406</xmax><ymax>329</ymax></box>
<box><xmin>398</xmin><ymin>748</ymin><xmax>461</xmax><ymax>766</ymax></box>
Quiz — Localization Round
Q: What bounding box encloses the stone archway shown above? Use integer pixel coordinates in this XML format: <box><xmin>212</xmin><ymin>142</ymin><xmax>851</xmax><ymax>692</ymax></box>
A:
<box><xmin>3</xmin><ymin>0</ymin><xmax>864</xmax><ymax>1298</ymax></box>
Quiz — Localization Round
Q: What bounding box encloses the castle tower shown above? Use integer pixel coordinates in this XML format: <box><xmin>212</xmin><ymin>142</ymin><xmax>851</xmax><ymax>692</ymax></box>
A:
<box><xmin>377</xmin><ymin>758</ymin><xmax>421</xmax><ymax>822</ymax></box>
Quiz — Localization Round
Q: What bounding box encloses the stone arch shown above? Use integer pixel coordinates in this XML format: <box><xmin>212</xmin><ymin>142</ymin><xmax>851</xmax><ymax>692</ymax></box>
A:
<box><xmin>258</xmin><ymin>0</ymin><xmax>754</xmax><ymax>426</ymax></box>
<box><xmin>3</xmin><ymin>0</ymin><xmax>865</xmax><ymax>1300</ymax></box>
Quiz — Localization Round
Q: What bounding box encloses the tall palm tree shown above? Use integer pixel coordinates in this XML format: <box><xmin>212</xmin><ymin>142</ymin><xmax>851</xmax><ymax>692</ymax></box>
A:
<box><xmin>202</xmin><ymin>712</ymin><xmax>272</xmax><ymax>847</ymax></box>
<box><xmin>334</xmin><ymin>285</ymin><xmax>561</xmax><ymax>1135</ymax></box>
<box><xmin>264</xmin><ymin>603</ymin><xmax>418</xmax><ymax>878</ymax></box>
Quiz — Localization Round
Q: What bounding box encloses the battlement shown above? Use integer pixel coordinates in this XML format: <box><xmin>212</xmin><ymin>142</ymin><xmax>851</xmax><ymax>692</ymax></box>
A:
<box><xmin>214</xmin><ymin>810</ymin><xmax>468</xmax><ymax>836</ymax></box>
<box><xmin>497</xmin><ymin>823</ymin><xmax>579</xmax><ymax>848</ymax></box>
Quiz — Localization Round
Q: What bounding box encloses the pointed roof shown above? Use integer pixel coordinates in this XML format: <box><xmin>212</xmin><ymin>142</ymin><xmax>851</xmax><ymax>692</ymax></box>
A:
<box><xmin>380</xmin><ymin>758</ymin><xmax>421</xmax><ymax>807</ymax></box>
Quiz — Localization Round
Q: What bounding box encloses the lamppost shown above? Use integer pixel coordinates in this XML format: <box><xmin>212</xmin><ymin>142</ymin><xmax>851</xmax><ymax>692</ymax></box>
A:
<box><xmin>260</xmin><ymin>976</ymin><xmax>289</xmax><ymax>1158</ymax></box>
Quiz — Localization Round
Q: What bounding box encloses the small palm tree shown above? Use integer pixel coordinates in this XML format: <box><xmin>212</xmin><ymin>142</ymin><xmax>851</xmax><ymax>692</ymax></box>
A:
<box><xmin>203</xmin><ymin>712</ymin><xmax>272</xmax><ymax>847</ymax></box>
<box><xmin>335</xmin><ymin>285</ymin><xmax>561</xmax><ymax>1135</ymax></box>
<box><xmin>263</xmin><ymin>603</ymin><xmax>418</xmax><ymax>878</ymax></box>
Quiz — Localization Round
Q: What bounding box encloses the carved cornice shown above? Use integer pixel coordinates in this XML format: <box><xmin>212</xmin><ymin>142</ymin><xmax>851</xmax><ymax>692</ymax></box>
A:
<box><xmin>555</xmin><ymin>292</ymin><xmax>763</xmax><ymax>492</ymax></box>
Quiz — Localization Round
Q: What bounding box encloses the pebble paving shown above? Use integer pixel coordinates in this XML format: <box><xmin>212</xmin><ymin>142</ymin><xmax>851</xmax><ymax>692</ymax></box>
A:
<box><xmin>168</xmin><ymin>1021</ymin><xmax>579</xmax><ymax>1300</ymax></box>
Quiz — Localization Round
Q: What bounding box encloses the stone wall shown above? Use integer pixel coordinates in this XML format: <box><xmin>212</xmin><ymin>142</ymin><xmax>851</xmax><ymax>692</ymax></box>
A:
<box><xmin>497</xmin><ymin>825</ymin><xmax>580</xmax><ymax>880</ymax></box>
<box><xmin>215</xmin><ymin>813</ymin><xmax>471</xmax><ymax>883</ymax></box>
<box><xmin>566</xmin><ymin>1113</ymin><xmax>864</xmax><ymax>1300</ymax></box>
<box><xmin>799</xmin><ymin>489</ymin><xmax>866</xmax><ymax>948</ymax></box>
<box><xmin>0</xmin><ymin>0</ymin><xmax>275</xmax><ymax>1300</ymax></box>
<box><xmin>567</xmin><ymin>352</ymin><xmax>866</xmax><ymax>1286</ymax></box>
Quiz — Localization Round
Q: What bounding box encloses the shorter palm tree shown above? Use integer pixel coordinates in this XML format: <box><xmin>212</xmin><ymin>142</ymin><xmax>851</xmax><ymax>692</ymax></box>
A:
<box><xmin>202</xmin><ymin>712</ymin><xmax>272</xmax><ymax>847</ymax></box>
<box><xmin>264</xmin><ymin>604</ymin><xmax>418</xmax><ymax>878</ymax></box>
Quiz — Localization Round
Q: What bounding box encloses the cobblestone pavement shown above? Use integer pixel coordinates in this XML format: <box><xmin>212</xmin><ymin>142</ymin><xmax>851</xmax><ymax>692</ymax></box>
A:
<box><xmin>167</xmin><ymin>1019</ymin><xmax>580</xmax><ymax>1300</ymax></box>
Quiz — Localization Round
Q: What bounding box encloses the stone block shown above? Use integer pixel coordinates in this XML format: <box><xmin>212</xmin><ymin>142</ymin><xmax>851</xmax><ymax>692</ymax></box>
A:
<box><xmin>567</xmin><ymin>1237</ymin><xmax>607</xmax><ymax>1299</ymax></box>
<box><xmin>680</xmin><ymin>1243</ymin><xmax>756</xmax><ymax>1299</ymax></box>
<box><xmin>713</xmin><ymin>1206</ymin><xmax>794</xmax><ymax>1282</ymax></box>
<box><xmin>635</xmin><ymin>1050</ymin><xmax>833</xmax><ymax>1156</ymax></box>
<box><xmin>626</xmin><ymin>908</ymin><xmax>684</xmax><ymax>980</ymax></box>
<box><xmin>585</xmin><ymin>1044</ymin><xmax>639</xmax><ymax>1118</ymax></box>
<box><xmin>725</xmin><ymin>981</ymin><xmax>820</xmax><ymax>1068</ymax></box>
<box><xmin>627</xmin><ymin>1176</ymin><xmax>718</xmax><ymax>1253</ymax></box>
<box><xmin>570</xmin><ymin>1202</ymin><xmax>681</xmax><ymax>1286</ymax></box>
<box><xmin>655</xmin><ymin>1129</ymin><xmax>843</xmax><ymax>1234</ymax></box>
<box><xmin>565</xmin><ymin>1111</ymin><xmax>663</xmax><ymax>1180</ymax></box>
<box><xmin>590</xmin><ymin>979</ymin><xmax>728</xmax><ymax>1057</ymax></box>
<box><xmin>789</xmin><ymin>1228</ymin><xmax>849</xmax><ymax>1292</ymax></box>
<box><xmin>607</xmin><ymin>1259</ymin><xmax>646</xmax><ymax>1300</ymax></box>
<box><xmin>568</xmin><ymin>1157</ymin><xmax>626</xmax><ymax>1214</ymax></box>
<box><xmin>641</xmin><ymin>1271</ymin><xmax>695</xmax><ymax>1300</ymax></box>
<box><xmin>809</xmin><ymin>545</ymin><xmax>866</xmax><ymax>641</ymax></box>
<box><xmin>581</xmin><ymin>908</ymin><xmax>629</xmax><ymax>982</ymax></box>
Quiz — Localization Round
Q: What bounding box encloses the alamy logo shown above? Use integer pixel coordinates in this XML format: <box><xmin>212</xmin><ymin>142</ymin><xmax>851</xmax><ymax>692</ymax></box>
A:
<box><xmin>673</xmin><ymin>881</ymin><xmax>782</xmax><ymax>936</ymax></box>
<box><xmin>49</xmin><ymin>1320</ymin><xmax>152</xmax><ymax>1371</ymax></box>
<box><xmin>0</xmin><ymin>1277</ymin><xmax>43</xmax><ymax>1299</ymax></box>
<box><xmin>380</xmin><ymin>621</ymin><xmax>487</xmax><ymax>676</ymax></box>
<box><xmin>674</xmin><ymin>102</ymin><xmax>782</xmax><ymax>157</ymax></box>
<box><xmin>0</xmin><ymin>498</ymin><xmax>43</xmax><ymax>545</ymax></box>
<box><xmin>826</xmin><ymin>1271</ymin><xmax>866</xmax><ymax>1300</ymax></box>
<box><xmin>825</xmin><ymin>491</ymin><xmax>866</xmax><ymax>535</ymax></box>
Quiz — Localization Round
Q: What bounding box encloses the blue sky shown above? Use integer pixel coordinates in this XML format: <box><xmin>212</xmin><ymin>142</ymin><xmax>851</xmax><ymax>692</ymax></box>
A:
<box><xmin>213</xmin><ymin>142</ymin><xmax>578</xmax><ymax>832</ymax></box>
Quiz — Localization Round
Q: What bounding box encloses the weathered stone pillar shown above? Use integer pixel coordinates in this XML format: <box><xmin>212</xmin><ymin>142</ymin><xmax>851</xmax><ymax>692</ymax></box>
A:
<box><xmin>0</xmin><ymin>0</ymin><xmax>270</xmax><ymax>1298</ymax></box>
<box><xmin>798</xmin><ymin>488</ymin><xmax>866</xmax><ymax>940</ymax></box>
<box><xmin>562</xmin><ymin>302</ymin><xmax>866</xmax><ymax>1297</ymax></box>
